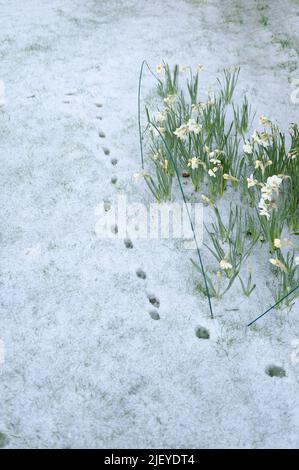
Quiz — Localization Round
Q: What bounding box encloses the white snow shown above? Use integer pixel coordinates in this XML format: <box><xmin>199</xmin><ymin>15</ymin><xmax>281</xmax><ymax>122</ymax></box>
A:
<box><xmin>1</xmin><ymin>0</ymin><xmax>299</xmax><ymax>449</ymax></box>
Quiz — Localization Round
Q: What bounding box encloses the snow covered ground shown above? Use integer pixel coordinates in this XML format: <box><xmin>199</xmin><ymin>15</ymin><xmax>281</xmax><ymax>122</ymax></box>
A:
<box><xmin>1</xmin><ymin>0</ymin><xmax>299</xmax><ymax>449</ymax></box>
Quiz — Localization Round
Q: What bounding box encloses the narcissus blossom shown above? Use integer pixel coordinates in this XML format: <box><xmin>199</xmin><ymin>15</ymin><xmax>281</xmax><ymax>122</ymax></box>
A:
<box><xmin>163</xmin><ymin>94</ymin><xmax>177</xmax><ymax>106</ymax></box>
<box><xmin>269</xmin><ymin>258</ymin><xmax>288</xmax><ymax>272</ymax></box>
<box><xmin>173</xmin><ymin>123</ymin><xmax>189</xmax><ymax>140</ymax></box>
<box><xmin>274</xmin><ymin>238</ymin><xmax>293</xmax><ymax>249</ymax></box>
<box><xmin>243</xmin><ymin>141</ymin><xmax>253</xmax><ymax>154</ymax></box>
<box><xmin>201</xmin><ymin>194</ymin><xmax>213</xmax><ymax>206</ymax></box>
<box><xmin>188</xmin><ymin>157</ymin><xmax>201</xmax><ymax>170</ymax></box>
<box><xmin>133</xmin><ymin>171</ymin><xmax>150</xmax><ymax>181</ymax></box>
<box><xmin>259</xmin><ymin>115</ymin><xmax>272</xmax><ymax>127</ymax></box>
<box><xmin>208</xmin><ymin>169</ymin><xmax>217</xmax><ymax>178</ymax></box>
<box><xmin>173</xmin><ymin>119</ymin><xmax>202</xmax><ymax>140</ymax></box>
<box><xmin>156</xmin><ymin>111</ymin><xmax>167</xmax><ymax>123</ymax></box>
<box><xmin>220</xmin><ymin>259</ymin><xmax>233</xmax><ymax>270</ymax></box>
<box><xmin>187</xmin><ymin>119</ymin><xmax>202</xmax><ymax>134</ymax></box>
<box><xmin>252</xmin><ymin>130</ymin><xmax>270</xmax><ymax>148</ymax></box>
<box><xmin>247</xmin><ymin>174</ymin><xmax>258</xmax><ymax>188</ymax></box>
<box><xmin>274</xmin><ymin>239</ymin><xmax>282</xmax><ymax>249</ymax></box>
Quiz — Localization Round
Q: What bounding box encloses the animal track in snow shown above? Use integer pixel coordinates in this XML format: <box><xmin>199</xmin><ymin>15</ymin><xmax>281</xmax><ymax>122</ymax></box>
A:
<box><xmin>95</xmin><ymin>102</ymin><xmax>103</xmax><ymax>108</ymax></box>
<box><xmin>195</xmin><ymin>327</ymin><xmax>210</xmax><ymax>340</ymax></box>
<box><xmin>147</xmin><ymin>292</ymin><xmax>160</xmax><ymax>308</ymax></box>
<box><xmin>136</xmin><ymin>268</ymin><xmax>146</xmax><ymax>280</ymax></box>
<box><xmin>124</xmin><ymin>238</ymin><xmax>133</xmax><ymax>249</ymax></box>
<box><xmin>110</xmin><ymin>157</ymin><xmax>118</xmax><ymax>166</ymax></box>
<box><xmin>111</xmin><ymin>176</ymin><xmax>117</xmax><ymax>184</ymax></box>
<box><xmin>103</xmin><ymin>200</ymin><xmax>111</xmax><ymax>212</ymax></box>
<box><xmin>111</xmin><ymin>224</ymin><xmax>118</xmax><ymax>234</ymax></box>
<box><xmin>103</xmin><ymin>147</ymin><xmax>110</xmax><ymax>155</ymax></box>
<box><xmin>149</xmin><ymin>310</ymin><xmax>160</xmax><ymax>320</ymax></box>
<box><xmin>99</xmin><ymin>131</ymin><xmax>106</xmax><ymax>138</ymax></box>
<box><xmin>266</xmin><ymin>365</ymin><xmax>286</xmax><ymax>378</ymax></box>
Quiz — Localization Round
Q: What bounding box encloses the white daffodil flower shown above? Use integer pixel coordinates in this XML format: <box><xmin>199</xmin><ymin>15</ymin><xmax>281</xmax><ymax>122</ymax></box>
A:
<box><xmin>243</xmin><ymin>141</ymin><xmax>253</xmax><ymax>154</ymax></box>
<box><xmin>220</xmin><ymin>259</ymin><xmax>233</xmax><ymax>270</ymax></box>
<box><xmin>188</xmin><ymin>157</ymin><xmax>200</xmax><ymax>170</ymax></box>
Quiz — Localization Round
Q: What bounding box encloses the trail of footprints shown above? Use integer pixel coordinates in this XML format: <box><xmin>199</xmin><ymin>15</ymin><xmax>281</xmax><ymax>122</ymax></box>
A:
<box><xmin>95</xmin><ymin>102</ymin><xmax>288</xmax><ymax>377</ymax></box>
<box><xmin>95</xmin><ymin>101</ymin><xmax>159</xmax><ymax>320</ymax></box>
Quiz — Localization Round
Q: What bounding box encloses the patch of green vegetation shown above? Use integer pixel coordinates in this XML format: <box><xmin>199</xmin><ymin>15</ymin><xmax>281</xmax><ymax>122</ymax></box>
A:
<box><xmin>272</xmin><ymin>35</ymin><xmax>293</xmax><ymax>50</ymax></box>
<box><xmin>259</xmin><ymin>14</ymin><xmax>269</xmax><ymax>26</ymax></box>
<box><xmin>186</xmin><ymin>0</ymin><xmax>208</xmax><ymax>4</ymax></box>
<box><xmin>223</xmin><ymin>0</ymin><xmax>244</xmax><ymax>25</ymax></box>
<box><xmin>24</xmin><ymin>43</ymin><xmax>50</xmax><ymax>53</ymax></box>
<box><xmin>266</xmin><ymin>365</ymin><xmax>286</xmax><ymax>378</ymax></box>
<box><xmin>277</xmin><ymin>61</ymin><xmax>298</xmax><ymax>73</ymax></box>
<box><xmin>257</xmin><ymin>2</ymin><xmax>269</xmax><ymax>12</ymax></box>
<box><xmin>0</xmin><ymin>432</ymin><xmax>9</xmax><ymax>448</ymax></box>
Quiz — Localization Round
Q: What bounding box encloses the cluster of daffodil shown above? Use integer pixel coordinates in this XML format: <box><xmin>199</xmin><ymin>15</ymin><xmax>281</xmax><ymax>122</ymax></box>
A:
<box><xmin>192</xmin><ymin>203</ymin><xmax>260</xmax><ymax>299</ymax></box>
<box><xmin>240</xmin><ymin>116</ymin><xmax>299</xmax><ymax>307</ymax></box>
<box><xmin>136</xmin><ymin>62</ymin><xmax>299</xmax><ymax>309</ymax></box>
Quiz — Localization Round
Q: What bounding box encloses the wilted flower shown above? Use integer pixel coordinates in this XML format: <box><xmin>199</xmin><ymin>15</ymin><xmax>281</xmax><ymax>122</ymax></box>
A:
<box><xmin>152</xmin><ymin>150</ymin><xmax>163</xmax><ymax>161</ymax></box>
<box><xmin>133</xmin><ymin>171</ymin><xmax>150</xmax><ymax>181</ymax></box>
<box><xmin>201</xmin><ymin>194</ymin><xmax>213</xmax><ymax>207</ymax></box>
<box><xmin>163</xmin><ymin>94</ymin><xmax>177</xmax><ymax>106</ymax></box>
<box><xmin>259</xmin><ymin>115</ymin><xmax>272</xmax><ymax>127</ymax></box>
<box><xmin>156</xmin><ymin>64</ymin><xmax>163</xmax><ymax>74</ymax></box>
<box><xmin>196</xmin><ymin>64</ymin><xmax>204</xmax><ymax>72</ymax></box>
<box><xmin>149</xmin><ymin>123</ymin><xmax>165</xmax><ymax>137</ymax></box>
<box><xmin>269</xmin><ymin>258</ymin><xmax>288</xmax><ymax>272</ymax></box>
<box><xmin>274</xmin><ymin>238</ymin><xmax>282</xmax><ymax>249</ymax></box>
<box><xmin>223</xmin><ymin>173</ymin><xmax>238</xmax><ymax>182</ymax></box>
<box><xmin>161</xmin><ymin>159</ymin><xmax>169</xmax><ymax>173</ymax></box>
<box><xmin>252</xmin><ymin>130</ymin><xmax>270</xmax><ymax>148</ymax></box>
<box><xmin>288</xmin><ymin>148</ymin><xmax>299</xmax><ymax>160</ymax></box>
<box><xmin>156</xmin><ymin>111</ymin><xmax>167</xmax><ymax>123</ymax></box>
<box><xmin>274</xmin><ymin>238</ymin><xmax>293</xmax><ymax>249</ymax></box>
<box><xmin>191</xmin><ymin>103</ymin><xmax>200</xmax><ymax>112</ymax></box>
<box><xmin>255</xmin><ymin>159</ymin><xmax>272</xmax><ymax>175</ymax></box>
<box><xmin>179</xmin><ymin>65</ymin><xmax>188</xmax><ymax>73</ymax></box>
